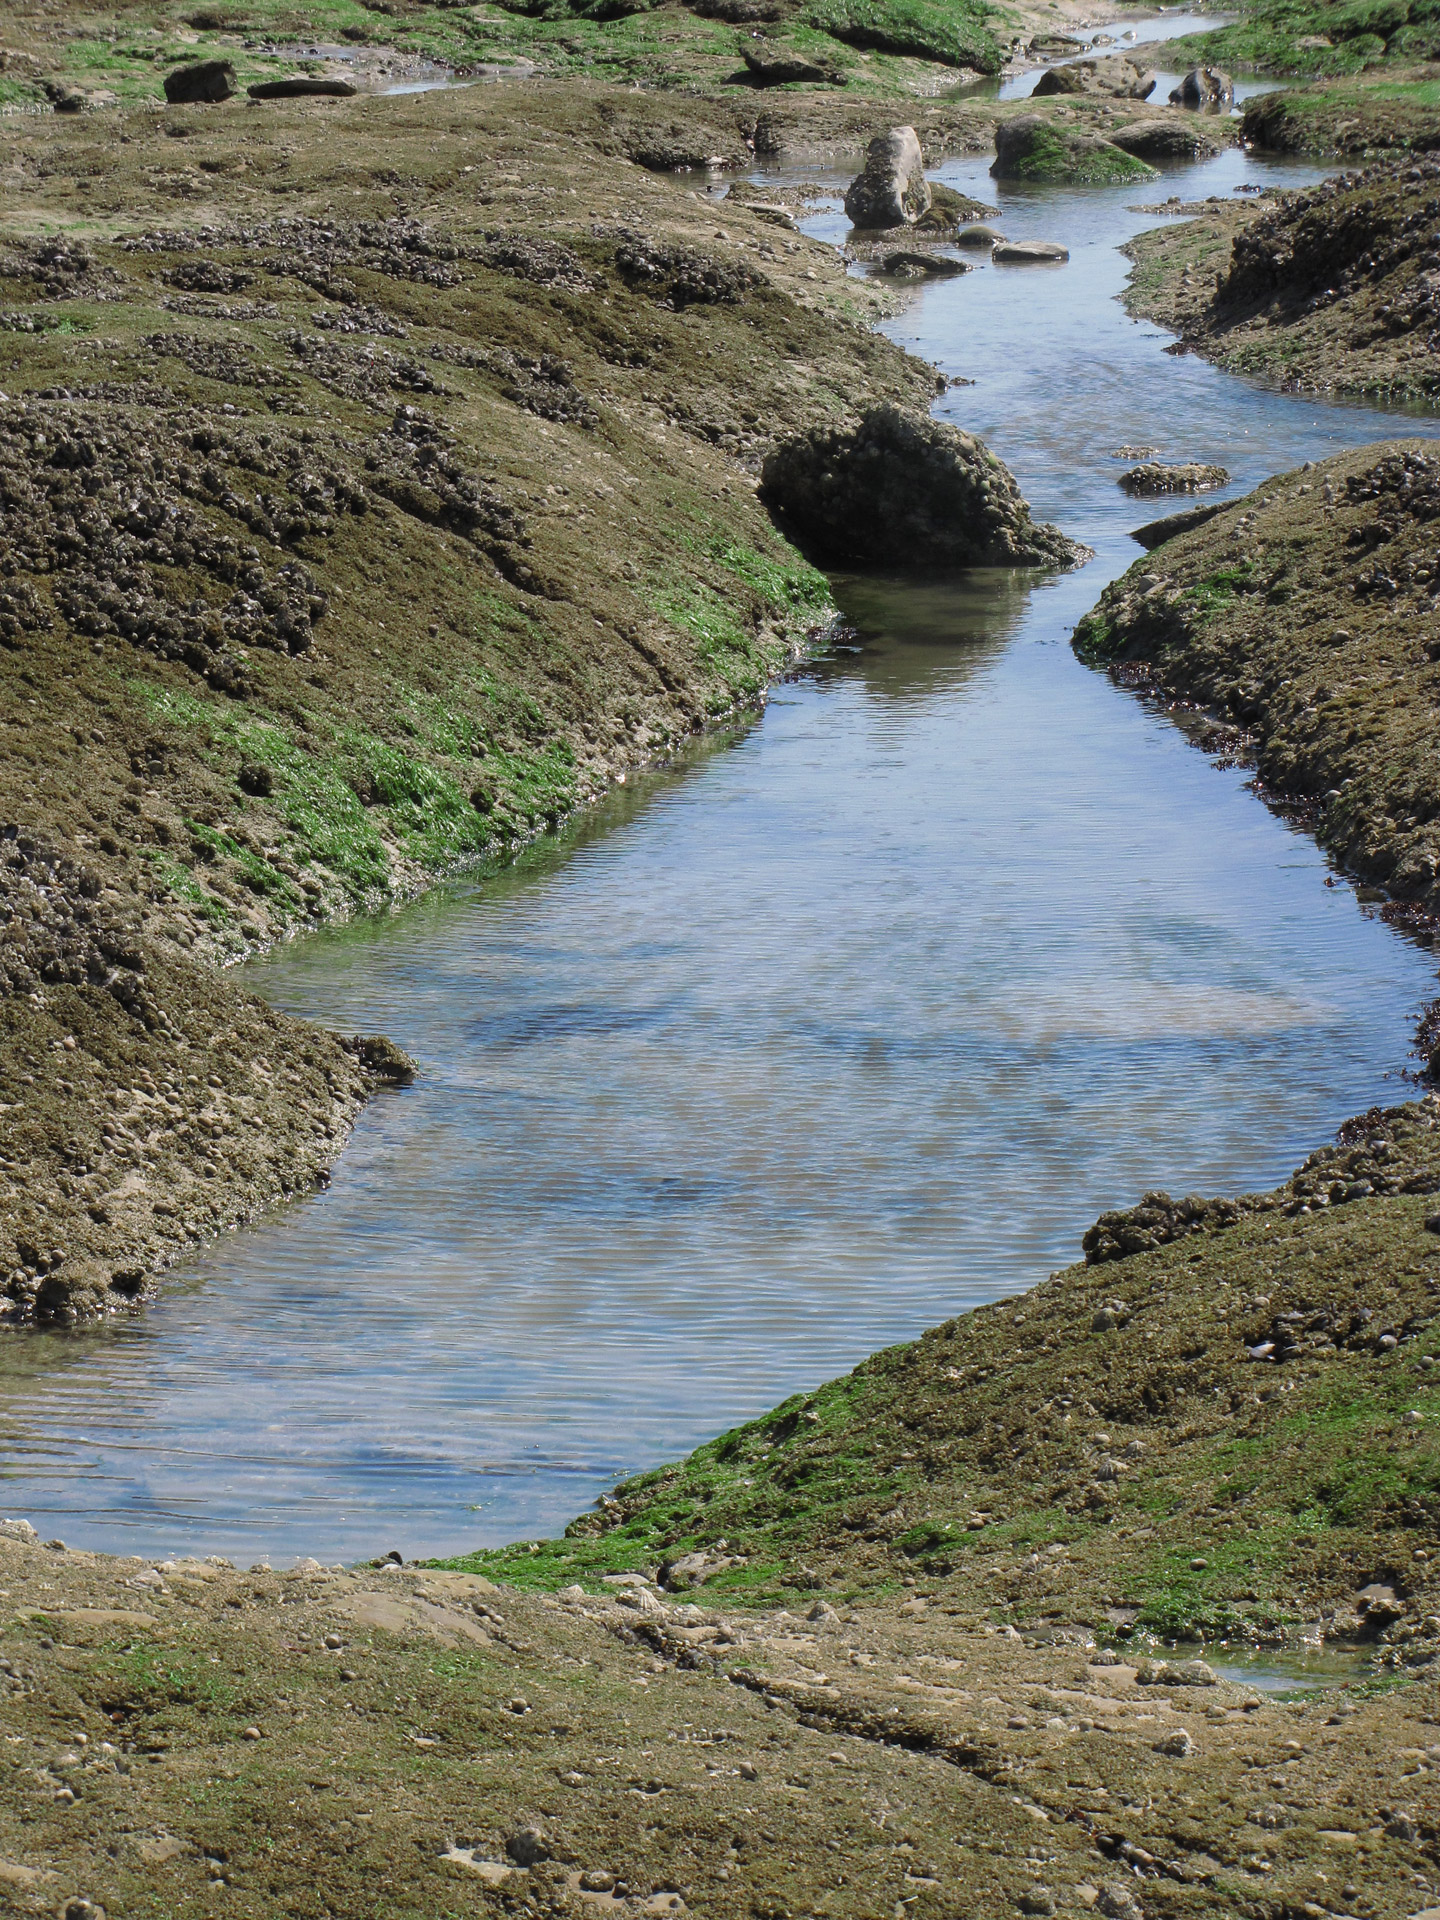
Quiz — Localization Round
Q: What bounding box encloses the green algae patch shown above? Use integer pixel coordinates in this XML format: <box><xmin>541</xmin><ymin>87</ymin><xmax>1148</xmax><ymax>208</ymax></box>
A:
<box><xmin>991</xmin><ymin>117</ymin><xmax>1158</xmax><ymax>184</ymax></box>
<box><xmin>803</xmin><ymin>0</ymin><xmax>1003</xmax><ymax>73</ymax></box>
<box><xmin>1243</xmin><ymin>71</ymin><xmax>1440</xmax><ymax>150</ymax></box>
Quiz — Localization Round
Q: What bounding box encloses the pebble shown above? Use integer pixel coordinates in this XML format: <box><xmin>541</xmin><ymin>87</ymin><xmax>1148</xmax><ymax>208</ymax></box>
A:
<box><xmin>738</xmin><ymin>1760</ymin><xmax>758</xmax><ymax>1779</ymax></box>
<box><xmin>506</xmin><ymin>1826</ymin><xmax>550</xmax><ymax>1867</ymax></box>
<box><xmin>1153</xmin><ymin>1728</ymin><xmax>1196</xmax><ymax>1756</ymax></box>
<box><xmin>241</xmin><ymin>1726</ymin><xmax>262</xmax><ymax>1741</ymax></box>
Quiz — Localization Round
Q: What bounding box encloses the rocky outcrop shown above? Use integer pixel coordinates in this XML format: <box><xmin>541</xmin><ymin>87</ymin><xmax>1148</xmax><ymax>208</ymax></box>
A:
<box><xmin>162</xmin><ymin>58</ymin><xmax>236</xmax><ymax>104</ymax></box>
<box><xmin>1170</xmin><ymin>65</ymin><xmax>1234</xmax><ymax>108</ymax></box>
<box><xmin>740</xmin><ymin>39</ymin><xmax>844</xmax><ymax>84</ymax></box>
<box><xmin>843</xmin><ymin>126</ymin><xmax>930</xmax><ymax>229</ymax></box>
<box><xmin>1122</xmin><ymin>155</ymin><xmax>1440</xmax><ymax>403</ymax></box>
<box><xmin>759</xmin><ymin>404</ymin><xmax>1088</xmax><ymax>570</ymax></box>
<box><xmin>990</xmin><ymin>115</ymin><xmax>1156</xmax><ymax>184</ymax></box>
<box><xmin>1031</xmin><ymin>56</ymin><xmax>1156</xmax><ymax>98</ymax></box>
<box><xmin>1074</xmin><ymin>441</ymin><xmax>1440</xmax><ymax>923</ymax></box>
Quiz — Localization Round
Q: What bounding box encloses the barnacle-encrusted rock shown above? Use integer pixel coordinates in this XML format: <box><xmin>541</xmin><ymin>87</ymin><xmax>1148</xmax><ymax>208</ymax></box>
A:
<box><xmin>759</xmin><ymin>403</ymin><xmax>1088</xmax><ymax>570</ymax></box>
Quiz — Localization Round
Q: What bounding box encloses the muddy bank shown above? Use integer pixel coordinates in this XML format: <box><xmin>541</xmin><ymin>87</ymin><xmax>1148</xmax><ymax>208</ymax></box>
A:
<box><xmin>1</xmin><ymin>1096</ymin><xmax>1437</xmax><ymax>1915</ymax></box>
<box><xmin>1075</xmin><ymin>440</ymin><xmax>1440</xmax><ymax>937</ymax></box>
<box><xmin>1121</xmin><ymin>155</ymin><xmax>1440</xmax><ymax>402</ymax></box>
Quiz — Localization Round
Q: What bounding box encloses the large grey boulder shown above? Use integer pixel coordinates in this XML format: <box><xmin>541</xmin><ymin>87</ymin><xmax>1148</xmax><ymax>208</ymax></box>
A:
<box><xmin>1032</xmin><ymin>56</ymin><xmax>1156</xmax><ymax>98</ymax></box>
<box><xmin>843</xmin><ymin>126</ymin><xmax>930</xmax><ymax>230</ymax></box>
<box><xmin>1170</xmin><ymin>65</ymin><xmax>1234</xmax><ymax>108</ymax></box>
<box><xmin>760</xmin><ymin>403</ymin><xmax>1088</xmax><ymax>570</ymax></box>
<box><xmin>162</xmin><ymin>58</ymin><xmax>236</xmax><ymax>104</ymax></box>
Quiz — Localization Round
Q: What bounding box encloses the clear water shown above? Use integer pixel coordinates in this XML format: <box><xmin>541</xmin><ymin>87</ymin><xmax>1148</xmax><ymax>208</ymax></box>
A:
<box><xmin>2</xmin><ymin>148</ymin><xmax>1438</xmax><ymax>1566</ymax></box>
<box><xmin>1210</xmin><ymin>1648</ymin><xmax>1371</xmax><ymax>1692</ymax></box>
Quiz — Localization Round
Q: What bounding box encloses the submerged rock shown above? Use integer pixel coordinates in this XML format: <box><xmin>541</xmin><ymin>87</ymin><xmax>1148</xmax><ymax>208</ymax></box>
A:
<box><xmin>990</xmin><ymin>116</ymin><xmax>1157</xmax><ymax>185</ymax></box>
<box><xmin>992</xmin><ymin>239</ymin><xmax>1069</xmax><ymax>263</ymax></box>
<box><xmin>759</xmin><ymin>403</ymin><xmax>1088</xmax><ymax>571</ymax></box>
<box><xmin>953</xmin><ymin>223</ymin><xmax>1006</xmax><ymax>249</ymax></box>
<box><xmin>1119</xmin><ymin>461</ymin><xmax>1230</xmax><ymax>495</ymax></box>
<box><xmin>1170</xmin><ymin>65</ymin><xmax>1234</xmax><ymax>109</ymax></box>
<box><xmin>843</xmin><ymin>126</ymin><xmax>931</xmax><ymax>230</ymax></box>
<box><xmin>162</xmin><ymin>58</ymin><xmax>235</xmax><ymax>104</ymax></box>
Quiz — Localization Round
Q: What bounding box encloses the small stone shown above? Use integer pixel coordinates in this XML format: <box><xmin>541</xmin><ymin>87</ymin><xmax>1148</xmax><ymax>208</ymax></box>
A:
<box><xmin>1385</xmin><ymin>1811</ymin><xmax>1418</xmax><ymax>1841</ymax></box>
<box><xmin>1424</xmin><ymin>1213</ymin><xmax>1440</xmax><ymax>1234</ymax></box>
<box><xmin>323</xmin><ymin>1633</ymin><xmax>344</xmax><ymax>1649</ymax></box>
<box><xmin>1154</xmin><ymin>1728</ymin><xmax>1196</xmax><ymax>1757</ymax></box>
<box><xmin>1190</xmin><ymin>1557</ymin><xmax>1207</xmax><ymax>1570</ymax></box>
<box><xmin>558</xmin><ymin>1584</ymin><xmax>588</xmax><ymax>1603</ymax></box>
<box><xmin>738</xmin><ymin>1760</ymin><xmax>758</xmax><ymax>1779</ymax></box>
<box><xmin>62</xmin><ymin>1903</ymin><xmax>106</xmax><ymax>1920</ymax></box>
<box><xmin>1097</xmin><ymin>1881</ymin><xmax>1144</xmax><ymax>1920</ymax></box>
<box><xmin>241</xmin><ymin>1726</ymin><xmax>262</xmax><ymax>1741</ymax></box>
<box><xmin>1089</xmin><ymin>1648</ymin><xmax>1120</xmax><ymax>1667</ymax></box>
<box><xmin>506</xmin><ymin>1827</ymin><xmax>550</xmax><ymax>1867</ymax></box>
<box><xmin>1018</xmin><ymin>1890</ymin><xmax>1056</xmax><ymax>1916</ymax></box>
<box><xmin>340</xmin><ymin>1669</ymin><xmax>357</xmax><ymax>1681</ymax></box>
<box><xmin>580</xmin><ymin>1871</ymin><xmax>616</xmax><ymax>1891</ymax></box>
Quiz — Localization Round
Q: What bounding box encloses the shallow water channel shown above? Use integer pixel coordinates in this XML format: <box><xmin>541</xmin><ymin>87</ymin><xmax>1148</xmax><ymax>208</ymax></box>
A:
<box><xmin>4</xmin><ymin>146</ymin><xmax>1440</xmax><ymax>1564</ymax></box>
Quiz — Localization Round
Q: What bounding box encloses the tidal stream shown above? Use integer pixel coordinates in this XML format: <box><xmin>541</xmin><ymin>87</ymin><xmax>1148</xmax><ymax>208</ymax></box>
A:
<box><xmin>3</xmin><ymin>142</ymin><xmax>1439</xmax><ymax>1564</ymax></box>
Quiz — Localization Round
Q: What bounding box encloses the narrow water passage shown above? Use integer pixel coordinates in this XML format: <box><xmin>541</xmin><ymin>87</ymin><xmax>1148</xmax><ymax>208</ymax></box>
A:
<box><xmin>2</xmin><ymin>148</ymin><xmax>1438</xmax><ymax>1564</ymax></box>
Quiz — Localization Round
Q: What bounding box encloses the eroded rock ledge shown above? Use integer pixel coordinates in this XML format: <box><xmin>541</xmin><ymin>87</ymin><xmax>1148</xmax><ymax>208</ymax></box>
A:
<box><xmin>760</xmin><ymin>403</ymin><xmax>1090</xmax><ymax>570</ymax></box>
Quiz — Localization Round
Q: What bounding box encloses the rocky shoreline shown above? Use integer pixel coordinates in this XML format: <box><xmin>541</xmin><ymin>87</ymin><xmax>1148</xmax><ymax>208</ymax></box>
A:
<box><xmin>1076</xmin><ymin>439</ymin><xmax>1440</xmax><ymax>948</ymax></box>
<box><xmin>3</xmin><ymin>0</ymin><xmax>1440</xmax><ymax>1911</ymax></box>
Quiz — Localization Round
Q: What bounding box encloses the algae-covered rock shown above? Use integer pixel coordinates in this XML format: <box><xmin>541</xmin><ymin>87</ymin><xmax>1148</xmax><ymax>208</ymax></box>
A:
<box><xmin>1075</xmin><ymin>440</ymin><xmax>1440</xmax><ymax>919</ymax></box>
<box><xmin>990</xmin><ymin>115</ymin><xmax>1157</xmax><ymax>184</ymax></box>
<box><xmin>843</xmin><ymin>125</ymin><xmax>930</xmax><ymax>229</ymax></box>
<box><xmin>759</xmin><ymin>403</ymin><xmax>1087</xmax><ymax>569</ymax></box>
<box><xmin>740</xmin><ymin>38</ymin><xmax>845</xmax><ymax>83</ymax></box>
<box><xmin>913</xmin><ymin>180</ymin><xmax>996</xmax><ymax>231</ymax></box>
